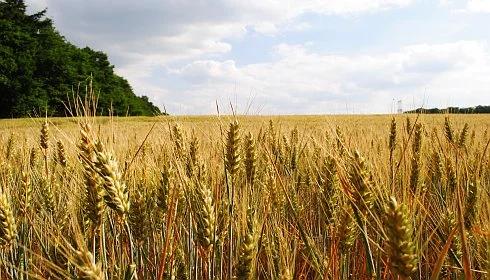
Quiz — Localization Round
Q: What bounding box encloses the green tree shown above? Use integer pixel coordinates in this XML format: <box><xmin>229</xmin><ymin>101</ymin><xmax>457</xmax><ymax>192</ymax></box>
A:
<box><xmin>0</xmin><ymin>0</ymin><xmax>162</xmax><ymax>117</ymax></box>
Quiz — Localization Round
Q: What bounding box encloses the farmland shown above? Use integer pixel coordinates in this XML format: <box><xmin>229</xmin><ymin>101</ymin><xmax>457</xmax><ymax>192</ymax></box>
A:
<box><xmin>0</xmin><ymin>114</ymin><xmax>489</xmax><ymax>279</ymax></box>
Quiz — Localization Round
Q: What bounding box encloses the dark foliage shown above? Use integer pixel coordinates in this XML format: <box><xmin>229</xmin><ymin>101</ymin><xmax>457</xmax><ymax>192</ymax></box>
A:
<box><xmin>405</xmin><ymin>105</ymin><xmax>490</xmax><ymax>114</ymax></box>
<box><xmin>0</xmin><ymin>0</ymin><xmax>162</xmax><ymax>117</ymax></box>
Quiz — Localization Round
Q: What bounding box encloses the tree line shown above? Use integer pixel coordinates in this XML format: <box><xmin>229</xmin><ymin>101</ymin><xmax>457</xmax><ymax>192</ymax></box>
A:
<box><xmin>0</xmin><ymin>0</ymin><xmax>162</xmax><ymax>118</ymax></box>
<box><xmin>405</xmin><ymin>105</ymin><xmax>490</xmax><ymax>114</ymax></box>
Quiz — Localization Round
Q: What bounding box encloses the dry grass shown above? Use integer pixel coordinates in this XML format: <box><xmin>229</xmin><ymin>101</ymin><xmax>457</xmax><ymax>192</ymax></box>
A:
<box><xmin>0</xmin><ymin>113</ymin><xmax>488</xmax><ymax>279</ymax></box>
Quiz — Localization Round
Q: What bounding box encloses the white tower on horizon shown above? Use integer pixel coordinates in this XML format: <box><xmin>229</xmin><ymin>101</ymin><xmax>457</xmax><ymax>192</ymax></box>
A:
<box><xmin>397</xmin><ymin>100</ymin><xmax>403</xmax><ymax>114</ymax></box>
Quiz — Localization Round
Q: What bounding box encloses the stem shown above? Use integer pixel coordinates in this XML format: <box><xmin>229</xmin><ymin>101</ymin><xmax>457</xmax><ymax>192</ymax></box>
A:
<box><xmin>353</xmin><ymin>209</ymin><xmax>376</xmax><ymax>278</ymax></box>
<box><xmin>228</xmin><ymin>174</ymin><xmax>234</xmax><ymax>279</ymax></box>
<box><xmin>125</xmin><ymin>221</ymin><xmax>135</xmax><ymax>265</ymax></box>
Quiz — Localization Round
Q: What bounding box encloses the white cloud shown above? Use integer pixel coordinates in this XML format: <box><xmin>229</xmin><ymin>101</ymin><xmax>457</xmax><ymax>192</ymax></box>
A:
<box><xmin>25</xmin><ymin>0</ymin><xmax>48</xmax><ymax>12</ymax></box>
<box><xmin>449</xmin><ymin>0</ymin><xmax>490</xmax><ymax>13</ymax></box>
<box><xmin>162</xmin><ymin>41</ymin><xmax>490</xmax><ymax>114</ymax></box>
<box><xmin>466</xmin><ymin>0</ymin><xmax>490</xmax><ymax>12</ymax></box>
<box><xmin>24</xmin><ymin>0</ymin><xmax>414</xmax><ymax>90</ymax></box>
<box><xmin>26</xmin><ymin>0</ymin><xmax>488</xmax><ymax>115</ymax></box>
<box><xmin>26</xmin><ymin>0</ymin><xmax>413</xmax><ymax>59</ymax></box>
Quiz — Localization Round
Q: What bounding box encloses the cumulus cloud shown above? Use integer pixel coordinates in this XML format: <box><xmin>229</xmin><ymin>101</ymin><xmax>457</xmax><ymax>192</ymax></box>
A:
<box><xmin>23</xmin><ymin>0</ymin><xmax>405</xmax><ymax>91</ymax></box>
<box><xmin>166</xmin><ymin>41</ymin><xmax>490</xmax><ymax>114</ymax></box>
<box><xmin>26</xmin><ymin>0</ymin><xmax>413</xmax><ymax>63</ymax></box>
<box><xmin>466</xmin><ymin>0</ymin><xmax>490</xmax><ymax>12</ymax></box>
<box><xmin>446</xmin><ymin>0</ymin><xmax>490</xmax><ymax>14</ymax></box>
<box><xmin>23</xmin><ymin>0</ymin><xmax>489</xmax><ymax>114</ymax></box>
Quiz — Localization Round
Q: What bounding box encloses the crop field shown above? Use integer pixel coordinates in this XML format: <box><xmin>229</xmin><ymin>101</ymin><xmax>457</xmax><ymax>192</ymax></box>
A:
<box><xmin>0</xmin><ymin>113</ymin><xmax>489</xmax><ymax>279</ymax></box>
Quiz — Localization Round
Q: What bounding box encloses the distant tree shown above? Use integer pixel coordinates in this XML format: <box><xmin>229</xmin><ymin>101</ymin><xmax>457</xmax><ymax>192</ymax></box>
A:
<box><xmin>405</xmin><ymin>106</ymin><xmax>490</xmax><ymax>114</ymax></box>
<box><xmin>0</xmin><ymin>0</ymin><xmax>163</xmax><ymax>117</ymax></box>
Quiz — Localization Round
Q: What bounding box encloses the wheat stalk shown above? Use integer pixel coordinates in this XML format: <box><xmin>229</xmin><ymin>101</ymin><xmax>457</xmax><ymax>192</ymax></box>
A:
<box><xmin>193</xmin><ymin>180</ymin><xmax>215</xmax><ymax>252</ymax></box>
<box><xmin>444</xmin><ymin>117</ymin><xmax>454</xmax><ymax>143</ymax></box>
<box><xmin>0</xmin><ymin>192</ymin><xmax>17</xmax><ymax>246</ymax></box>
<box><xmin>19</xmin><ymin>171</ymin><xmax>31</xmax><ymax>217</ymax></box>
<box><xmin>236</xmin><ymin>208</ymin><xmax>258</xmax><ymax>280</ymax></box>
<box><xmin>347</xmin><ymin>151</ymin><xmax>374</xmax><ymax>213</ymax></box>
<box><xmin>384</xmin><ymin>197</ymin><xmax>417</xmax><ymax>279</ymax></box>
<box><xmin>94</xmin><ymin>141</ymin><xmax>130</xmax><ymax>220</ymax></box>
<box><xmin>409</xmin><ymin>123</ymin><xmax>423</xmax><ymax>191</ymax></box>
<box><xmin>78</xmin><ymin>123</ymin><xmax>105</xmax><ymax>228</ymax></box>
<box><xmin>225</xmin><ymin>121</ymin><xmax>241</xmax><ymax>178</ymax></box>
<box><xmin>72</xmin><ymin>248</ymin><xmax>105</xmax><ymax>280</ymax></box>
<box><xmin>56</xmin><ymin>140</ymin><xmax>67</xmax><ymax>168</ymax></box>
<box><xmin>244</xmin><ymin>132</ymin><xmax>256</xmax><ymax>188</ymax></box>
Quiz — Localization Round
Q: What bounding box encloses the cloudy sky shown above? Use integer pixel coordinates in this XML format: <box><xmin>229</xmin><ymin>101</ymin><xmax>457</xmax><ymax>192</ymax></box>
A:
<box><xmin>26</xmin><ymin>0</ymin><xmax>490</xmax><ymax>114</ymax></box>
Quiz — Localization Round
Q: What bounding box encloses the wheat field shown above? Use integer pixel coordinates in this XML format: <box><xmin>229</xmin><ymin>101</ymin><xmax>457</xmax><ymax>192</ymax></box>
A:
<box><xmin>0</xmin><ymin>113</ymin><xmax>488</xmax><ymax>279</ymax></box>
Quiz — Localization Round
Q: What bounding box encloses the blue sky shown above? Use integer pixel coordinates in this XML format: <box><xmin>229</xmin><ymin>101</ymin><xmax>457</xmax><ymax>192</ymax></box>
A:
<box><xmin>26</xmin><ymin>0</ymin><xmax>490</xmax><ymax>114</ymax></box>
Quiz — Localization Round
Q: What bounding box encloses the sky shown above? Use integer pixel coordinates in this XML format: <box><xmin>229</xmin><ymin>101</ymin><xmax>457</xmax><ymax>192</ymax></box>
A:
<box><xmin>25</xmin><ymin>0</ymin><xmax>490</xmax><ymax>114</ymax></box>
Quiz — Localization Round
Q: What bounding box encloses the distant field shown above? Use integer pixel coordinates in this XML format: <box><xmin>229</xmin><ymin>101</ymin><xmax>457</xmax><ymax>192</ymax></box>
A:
<box><xmin>2</xmin><ymin>114</ymin><xmax>488</xmax><ymax>140</ymax></box>
<box><xmin>0</xmin><ymin>114</ymin><xmax>489</xmax><ymax>279</ymax></box>
<box><xmin>1</xmin><ymin>114</ymin><xmax>488</xmax><ymax>157</ymax></box>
